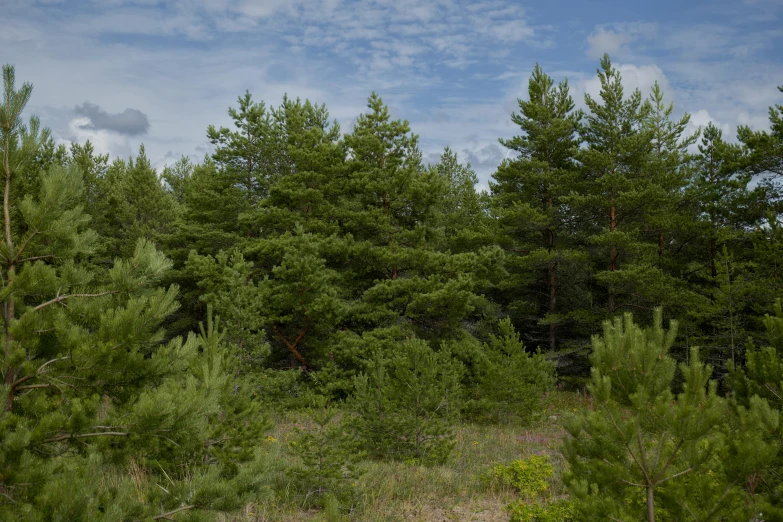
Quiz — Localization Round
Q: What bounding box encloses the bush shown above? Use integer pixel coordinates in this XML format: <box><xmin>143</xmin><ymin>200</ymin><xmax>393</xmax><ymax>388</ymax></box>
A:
<box><xmin>464</xmin><ymin>318</ymin><xmax>555</xmax><ymax>424</ymax></box>
<box><xmin>350</xmin><ymin>338</ymin><xmax>463</xmax><ymax>465</ymax></box>
<box><xmin>285</xmin><ymin>398</ymin><xmax>363</xmax><ymax>509</ymax></box>
<box><xmin>484</xmin><ymin>455</ymin><xmax>554</xmax><ymax>497</ymax></box>
<box><xmin>483</xmin><ymin>455</ymin><xmax>575</xmax><ymax>522</ymax></box>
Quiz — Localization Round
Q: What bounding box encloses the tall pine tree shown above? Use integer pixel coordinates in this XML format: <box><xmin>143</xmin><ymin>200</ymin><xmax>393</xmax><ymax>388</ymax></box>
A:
<box><xmin>491</xmin><ymin>64</ymin><xmax>584</xmax><ymax>350</ymax></box>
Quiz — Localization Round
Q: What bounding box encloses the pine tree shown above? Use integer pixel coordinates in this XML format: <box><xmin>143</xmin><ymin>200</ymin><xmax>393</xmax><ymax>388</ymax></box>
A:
<box><xmin>433</xmin><ymin>147</ymin><xmax>487</xmax><ymax>254</ymax></box>
<box><xmin>169</xmin><ymin>156</ymin><xmax>246</xmax><ymax>259</ymax></box>
<box><xmin>641</xmin><ymin>82</ymin><xmax>698</xmax><ymax>266</ymax></box>
<box><xmin>251</xmin><ymin>227</ymin><xmax>347</xmax><ymax>370</ymax></box>
<box><xmin>563</xmin><ymin>309</ymin><xmax>774</xmax><ymax>521</ymax></box>
<box><xmin>207</xmin><ymin>90</ymin><xmax>278</xmax><ymax>205</ymax></box>
<box><xmin>690</xmin><ymin>123</ymin><xmax>749</xmax><ymax>282</ymax></box>
<box><xmin>750</xmin><ymin>211</ymin><xmax>783</xmax><ymax>307</ymax></box>
<box><xmin>570</xmin><ymin>54</ymin><xmax>654</xmax><ymax>315</ymax></box>
<box><xmin>285</xmin><ymin>396</ymin><xmax>363</xmax><ymax>509</ymax></box>
<box><xmin>252</xmin><ymin>96</ymin><xmax>346</xmax><ymax>237</ymax></box>
<box><xmin>739</xmin><ymin>85</ymin><xmax>783</xmax><ymax>178</ymax></box>
<box><xmin>189</xmin><ymin>227</ymin><xmax>347</xmax><ymax>373</ymax></box>
<box><xmin>350</xmin><ymin>338</ymin><xmax>463</xmax><ymax>465</ymax></box>
<box><xmin>0</xmin><ymin>63</ymin><xmax>270</xmax><ymax>520</ymax></box>
<box><xmin>98</xmin><ymin>145</ymin><xmax>177</xmax><ymax>259</ymax></box>
<box><xmin>464</xmin><ymin>318</ymin><xmax>555</xmax><ymax>423</ymax></box>
<box><xmin>162</xmin><ymin>156</ymin><xmax>248</xmax><ymax>337</ymax></box>
<box><xmin>68</xmin><ymin>140</ymin><xmax>109</xmax><ymax>217</ymax></box>
<box><xmin>491</xmin><ymin>64</ymin><xmax>584</xmax><ymax>349</ymax></box>
<box><xmin>730</xmin><ymin>299</ymin><xmax>783</xmax><ymax>516</ymax></box>
<box><xmin>341</xmin><ymin>93</ymin><xmax>487</xmax><ymax>343</ymax></box>
<box><xmin>161</xmin><ymin>154</ymin><xmax>194</xmax><ymax>204</ymax></box>
<box><xmin>186</xmin><ymin>249</ymin><xmax>269</xmax><ymax>357</ymax></box>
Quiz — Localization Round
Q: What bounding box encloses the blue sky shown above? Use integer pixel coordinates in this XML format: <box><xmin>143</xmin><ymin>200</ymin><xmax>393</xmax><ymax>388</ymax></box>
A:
<box><xmin>5</xmin><ymin>0</ymin><xmax>783</xmax><ymax>189</ymax></box>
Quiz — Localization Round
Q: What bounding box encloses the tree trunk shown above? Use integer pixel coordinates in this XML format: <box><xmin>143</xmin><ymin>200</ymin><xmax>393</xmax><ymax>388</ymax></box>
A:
<box><xmin>548</xmin><ymin>259</ymin><xmax>557</xmax><ymax>351</ymax></box>
<box><xmin>3</xmin><ymin>147</ymin><xmax>15</xmax><ymax>412</ymax></box>
<box><xmin>646</xmin><ymin>485</ymin><xmax>656</xmax><ymax>522</ymax></box>
<box><xmin>545</xmin><ymin>188</ymin><xmax>557</xmax><ymax>349</ymax></box>
<box><xmin>609</xmin><ymin>192</ymin><xmax>617</xmax><ymax>313</ymax></box>
<box><xmin>272</xmin><ymin>325</ymin><xmax>310</xmax><ymax>370</ymax></box>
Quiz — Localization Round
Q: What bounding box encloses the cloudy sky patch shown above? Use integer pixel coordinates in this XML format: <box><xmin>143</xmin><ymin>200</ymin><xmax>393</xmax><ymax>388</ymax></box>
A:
<box><xmin>74</xmin><ymin>102</ymin><xmax>150</xmax><ymax>136</ymax></box>
<box><xmin>4</xmin><ymin>0</ymin><xmax>782</xmax><ymax>184</ymax></box>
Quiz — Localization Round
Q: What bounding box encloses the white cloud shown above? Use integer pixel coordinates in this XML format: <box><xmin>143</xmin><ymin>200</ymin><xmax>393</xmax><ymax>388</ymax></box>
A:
<box><xmin>572</xmin><ymin>62</ymin><xmax>670</xmax><ymax>110</ymax></box>
<box><xmin>62</xmin><ymin>117</ymin><xmax>136</xmax><ymax>160</ymax></box>
<box><xmin>688</xmin><ymin>109</ymin><xmax>731</xmax><ymax>136</ymax></box>
<box><xmin>586</xmin><ymin>23</ymin><xmax>656</xmax><ymax>59</ymax></box>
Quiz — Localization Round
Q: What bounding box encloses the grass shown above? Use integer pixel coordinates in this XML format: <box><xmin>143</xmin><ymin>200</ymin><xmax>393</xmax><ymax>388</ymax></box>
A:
<box><xmin>219</xmin><ymin>389</ymin><xmax>591</xmax><ymax>522</ymax></box>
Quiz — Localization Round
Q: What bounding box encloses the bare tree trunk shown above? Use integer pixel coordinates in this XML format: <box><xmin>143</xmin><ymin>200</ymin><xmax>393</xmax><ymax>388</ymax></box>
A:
<box><xmin>548</xmin><ymin>259</ymin><xmax>557</xmax><ymax>351</ymax></box>
<box><xmin>609</xmin><ymin>191</ymin><xmax>617</xmax><ymax>313</ymax></box>
<box><xmin>3</xmin><ymin>137</ymin><xmax>15</xmax><ymax>412</ymax></box>
<box><xmin>647</xmin><ymin>485</ymin><xmax>655</xmax><ymax>522</ymax></box>
<box><xmin>646</xmin><ymin>485</ymin><xmax>656</xmax><ymax>522</ymax></box>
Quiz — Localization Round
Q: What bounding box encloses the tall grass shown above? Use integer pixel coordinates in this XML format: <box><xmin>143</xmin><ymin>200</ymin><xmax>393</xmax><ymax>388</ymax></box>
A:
<box><xmin>220</xmin><ymin>390</ymin><xmax>591</xmax><ymax>521</ymax></box>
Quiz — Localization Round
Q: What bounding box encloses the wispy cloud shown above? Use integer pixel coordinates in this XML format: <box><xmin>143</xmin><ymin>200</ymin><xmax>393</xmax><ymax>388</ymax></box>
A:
<box><xmin>4</xmin><ymin>0</ymin><xmax>782</xmax><ymax>186</ymax></box>
<box><xmin>586</xmin><ymin>22</ymin><xmax>657</xmax><ymax>59</ymax></box>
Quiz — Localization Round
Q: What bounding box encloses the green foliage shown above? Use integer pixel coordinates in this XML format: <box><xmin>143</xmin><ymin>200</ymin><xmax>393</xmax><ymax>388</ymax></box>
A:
<box><xmin>5</xmin><ymin>56</ymin><xmax>783</xmax><ymax>520</ymax></box>
<box><xmin>284</xmin><ymin>398</ymin><xmax>364</xmax><ymax>509</ymax></box>
<box><xmin>0</xmin><ymin>65</ymin><xmax>271</xmax><ymax>520</ymax></box>
<box><xmin>350</xmin><ymin>338</ymin><xmax>463</xmax><ymax>465</ymax></box>
<box><xmin>207</xmin><ymin>90</ymin><xmax>277</xmax><ymax>203</ymax></box>
<box><xmin>729</xmin><ymin>299</ymin><xmax>783</xmax><ymax>516</ymax></box>
<box><xmin>738</xmin><ymin>85</ymin><xmax>783</xmax><ymax>178</ymax></box>
<box><xmin>464</xmin><ymin>318</ymin><xmax>555</xmax><ymax>423</ymax></box>
<box><xmin>98</xmin><ymin>145</ymin><xmax>177</xmax><ymax>259</ymax></box>
<box><xmin>507</xmin><ymin>498</ymin><xmax>576</xmax><ymax>522</ymax></box>
<box><xmin>485</xmin><ymin>455</ymin><xmax>554</xmax><ymax>497</ymax></box>
<box><xmin>731</xmin><ymin>298</ymin><xmax>783</xmax><ymax>409</ymax></box>
<box><xmin>491</xmin><ymin>64</ymin><xmax>584</xmax><ymax>350</ymax></box>
<box><xmin>563</xmin><ymin>309</ymin><xmax>773</xmax><ymax>521</ymax></box>
<box><xmin>186</xmin><ymin>249</ymin><xmax>269</xmax><ymax>357</ymax></box>
<box><xmin>484</xmin><ymin>454</ymin><xmax>575</xmax><ymax>522</ymax></box>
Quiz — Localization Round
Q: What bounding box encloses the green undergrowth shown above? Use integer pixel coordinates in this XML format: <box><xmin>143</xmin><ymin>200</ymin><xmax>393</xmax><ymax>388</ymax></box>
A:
<box><xmin>217</xmin><ymin>389</ymin><xmax>589</xmax><ymax>522</ymax></box>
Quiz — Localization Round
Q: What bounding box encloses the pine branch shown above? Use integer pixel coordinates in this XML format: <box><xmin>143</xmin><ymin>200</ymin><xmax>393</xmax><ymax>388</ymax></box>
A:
<box><xmin>11</xmin><ymin>228</ymin><xmax>39</xmax><ymax>264</ymax></box>
<box><xmin>42</xmin><ymin>431</ymin><xmax>129</xmax><ymax>443</ymax></box>
<box><xmin>652</xmin><ymin>439</ymin><xmax>685</xmax><ymax>483</ymax></box>
<box><xmin>32</xmin><ymin>291</ymin><xmax>116</xmax><ymax>312</ymax></box>
<box><xmin>655</xmin><ymin>465</ymin><xmax>694</xmax><ymax>485</ymax></box>
<box><xmin>16</xmin><ymin>254</ymin><xmax>55</xmax><ymax>264</ymax></box>
<box><xmin>272</xmin><ymin>325</ymin><xmax>310</xmax><ymax>369</ymax></box>
<box><xmin>15</xmin><ymin>383</ymin><xmax>50</xmax><ymax>391</ymax></box>
<box><xmin>764</xmin><ymin>383</ymin><xmax>782</xmax><ymax>401</ymax></box>
<box><xmin>604</xmin><ymin>404</ymin><xmax>651</xmax><ymax>484</ymax></box>
<box><xmin>10</xmin><ymin>356</ymin><xmax>71</xmax><ymax>393</ymax></box>
<box><xmin>700</xmin><ymin>480</ymin><xmax>740</xmax><ymax>521</ymax></box>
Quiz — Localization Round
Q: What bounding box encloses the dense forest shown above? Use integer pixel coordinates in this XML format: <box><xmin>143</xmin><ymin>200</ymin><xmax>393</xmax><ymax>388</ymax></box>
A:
<box><xmin>1</xmin><ymin>54</ymin><xmax>782</xmax><ymax>521</ymax></box>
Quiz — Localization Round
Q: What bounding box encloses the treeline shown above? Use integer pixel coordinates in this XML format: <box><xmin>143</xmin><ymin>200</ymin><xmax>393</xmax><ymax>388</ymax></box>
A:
<box><xmin>79</xmin><ymin>57</ymin><xmax>783</xmax><ymax>376</ymax></box>
<box><xmin>0</xmin><ymin>53</ymin><xmax>782</xmax><ymax>520</ymax></box>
